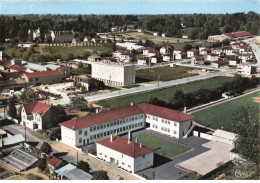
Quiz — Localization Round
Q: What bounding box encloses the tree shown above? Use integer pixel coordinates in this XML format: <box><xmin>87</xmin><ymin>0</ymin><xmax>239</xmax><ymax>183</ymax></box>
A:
<box><xmin>222</xmin><ymin>38</ymin><xmax>231</xmax><ymax>46</ymax></box>
<box><xmin>8</xmin><ymin>99</ymin><xmax>17</xmax><ymax>118</ymax></box>
<box><xmin>77</xmin><ymin>160</ymin><xmax>90</xmax><ymax>173</ymax></box>
<box><xmin>92</xmin><ymin>171</ymin><xmax>109</xmax><ymax>180</ymax></box>
<box><xmin>37</xmin><ymin>158</ymin><xmax>47</xmax><ymax>172</ymax></box>
<box><xmin>40</xmin><ymin>142</ymin><xmax>52</xmax><ymax>154</ymax></box>
<box><xmin>183</xmin><ymin>44</ymin><xmax>192</xmax><ymax>51</ymax></box>
<box><xmin>231</xmin><ymin>105</ymin><xmax>259</xmax><ymax>165</ymax></box>
<box><xmin>53</xmin><ymin>104</ymin><xmax>67</xmax><ymax>122</ymax></box>
<box><xmin>66</xmin><ymin>53</ymin><xmax>74</xmax><ymax>60</ymax></box>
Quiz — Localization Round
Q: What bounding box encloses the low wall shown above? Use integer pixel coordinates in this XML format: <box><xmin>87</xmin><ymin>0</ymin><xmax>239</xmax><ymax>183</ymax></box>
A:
<box><xmin>193</xmin><ymin>131</ymin><xmax>213</xmax><ymax>140</ymax></box>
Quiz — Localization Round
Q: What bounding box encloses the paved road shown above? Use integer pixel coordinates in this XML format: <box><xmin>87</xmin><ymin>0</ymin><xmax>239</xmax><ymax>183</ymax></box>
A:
<box><xmin>1</xmin><ymin>123</ymin><xmax>43</xmax><ymax>149</ymax></box>
<box><xmin>250</xmin><ymin>42</ymin><xmax>260</xmax><ymax>65</ymax></box>
<box><xmin>85</xmin><ymin>69</ymin><xmax>235</xmax><ymax>102</ymax></box>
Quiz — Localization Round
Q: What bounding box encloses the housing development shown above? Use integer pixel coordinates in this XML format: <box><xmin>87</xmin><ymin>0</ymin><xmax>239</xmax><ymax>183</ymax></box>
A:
<box><xmin>0</xmin><ymin>1</ymin><xmax>259</xmax><ymax>181</ymax></box>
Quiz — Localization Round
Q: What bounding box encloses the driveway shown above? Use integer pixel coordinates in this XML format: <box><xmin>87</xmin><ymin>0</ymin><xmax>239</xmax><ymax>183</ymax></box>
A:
<box><xmin>177</xmin><ymin>141</ymin><xmax>233</xmax><ymax>175</ymax></box>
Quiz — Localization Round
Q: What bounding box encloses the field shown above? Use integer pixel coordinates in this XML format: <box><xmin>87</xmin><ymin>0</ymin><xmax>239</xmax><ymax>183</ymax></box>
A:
<box><xmin>169</xmin><ymin>41</ymin><xmax>213</xmax><ymax>49</ymax></box>
<box><xmin>97</xmin><ymin>76</ymin><xmax>235</xmax><ymax>109</ymax></box>
<box><xmin>192</xmin><ymin>90</ymin><xmax>260</xmax><ymax>132</ymax></box>
<box><xmin>136</xmin><ymin>66</ymin><xmax>198</xmax><ymax>82</ymax></box>
<box><xmin>132</xmin><ymin>134</ymin><xmax>190</xmax><ymax>159</ymax></box>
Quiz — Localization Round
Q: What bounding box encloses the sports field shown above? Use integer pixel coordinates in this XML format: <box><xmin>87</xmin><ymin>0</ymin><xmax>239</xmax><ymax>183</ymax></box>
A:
<box><xmin>97</xmin><ymin>76</ymin><xmax>235</xmax><ymax>109</ymax></box>
<box><xmin>192</xmin><ymin>90</ymin><xmax>260</xmax><ymax>132</ymax></box>
<box><xmin>132</xmin><ymin>134</ymin><xmax>190</xmax><ymax>159</ymax></box>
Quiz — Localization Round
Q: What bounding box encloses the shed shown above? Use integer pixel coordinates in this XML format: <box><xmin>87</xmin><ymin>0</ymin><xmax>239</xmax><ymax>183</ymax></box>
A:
<box><xmin>213</xmin><ymin>129</ymin><xmax>237</xmax><ymax>147</ymax></box>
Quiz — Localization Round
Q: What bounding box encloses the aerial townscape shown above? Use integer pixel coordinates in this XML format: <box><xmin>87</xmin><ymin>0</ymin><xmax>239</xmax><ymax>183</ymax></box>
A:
<box><xmin>0</xmin><ymin>0</ymin><xmax>259</xmax><ymax>181</ymax></box>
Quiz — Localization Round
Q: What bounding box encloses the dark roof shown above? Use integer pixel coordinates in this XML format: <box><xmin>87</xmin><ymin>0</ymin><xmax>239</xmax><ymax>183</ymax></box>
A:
<box><xmin>60</xmin><ymin>103</ymin><xmax>194</xmax><ymax>130</ymax></box>
<box><xmin>97</xmin><ymin>136</ymin><xmax>154</xmax><ymax>158</ymax></box>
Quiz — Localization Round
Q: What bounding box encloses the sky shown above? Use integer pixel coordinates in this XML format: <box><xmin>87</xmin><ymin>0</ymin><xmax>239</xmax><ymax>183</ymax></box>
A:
<box><xmin>0</xmin><ymin>0</ymin><xmax>259</xmax><ymax>15</ymax></box>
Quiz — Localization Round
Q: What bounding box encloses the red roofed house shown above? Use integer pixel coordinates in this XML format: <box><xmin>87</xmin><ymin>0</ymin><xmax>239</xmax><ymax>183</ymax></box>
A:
<box><xmin>206</xmin><ymin>53</ymin><xmax>219</xmax><ymax>62</ymax></box>
<box><xmin>10</xmin><ymin>64</ymin><xmax>27</xmax><ymax>72</ymax></box>
<box><xmin>223</xmin><ymin>31</ymin><xmax>253</xmax><ymax>41</ymax></box>
<box><xmin>160</xmin><ymin>46</ymin><xmax>173</xmax><ymax>55</ymax></box>
<box><xmin>187</xmin><ymin>49</ymin><xmax>199</xmax><ymax>58</ymax></box>
<box><xmin>96</xmin><ymin>134</ymin><xmax>154</xmax><ymax>173</ymax></box>
<box><xmin>47</xmin><ymin>155</ymin><xmax>63</xmax><ymax>173</ymax></box>
<box><xmin>238</xmin><ymin>53</ymin><xmax>252</xmax><ymax>63</ymax></box>
<box><xmin>21</xmin><ymin>70</ymin><xmax>62</xmax><ymax>86</ymax></box>
<box><xmin>21</xmin><ymin>102</ymin><xmax>61</xmax><ymax>130</ymax></box>
<box><xmin>191</xmin><ymin>56</ymin><xmax>206</xmax><ymax>65</ymax></box>
<box><xmin>59</xmin><ymin>103</ymin><xmax>194</xmax><ymax>147</ymax></box>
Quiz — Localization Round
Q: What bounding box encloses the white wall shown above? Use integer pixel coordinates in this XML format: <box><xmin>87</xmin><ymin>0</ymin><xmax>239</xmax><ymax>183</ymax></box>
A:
<box><xmin>200</xmin><ymin>132</ymin><xmax>213</xmax><ymax>140</ymax></box>
<box><xmin>21</xmin><ymin>107</ymin><xmax>43</xmax><ymax>130</ymax></box>
<box><xmin>61</xmin><ymin>126</ymin><xmax>76</xmax><ymax>146</ymax></box>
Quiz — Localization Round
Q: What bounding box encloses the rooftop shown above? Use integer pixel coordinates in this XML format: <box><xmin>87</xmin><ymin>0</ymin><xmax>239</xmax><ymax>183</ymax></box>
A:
<box><xmin>63</xmin><ymin>168</ymin><xmax>93</xmax><ymax>180</ymax></box>
<box><xmin>46</xmin><ymin>155</ymin><xmax>62</xmax><ymax>168</ymax></box>
<box><xmin>55</xmin><ymin>163</ymin><xmax>76</xmax><ymax>176</ymax></box>
<box><xmin>97</xmin><ymin>135</ymin><xmax>154</xmax><ymax>158</ymax></box>
<box><xmin>22</xmin><ymin>70</ymin><xmax>62</xmax><ymax>79</ymax></box>
<box><xmin>60</xmin><ymin>103</ymin><xmax>194</xmax><ymax>130</ymax></box>
<box><xmin>23</xmin><ymin>102</ymin><xmax>51</xmax><ymax>117</ymax></box>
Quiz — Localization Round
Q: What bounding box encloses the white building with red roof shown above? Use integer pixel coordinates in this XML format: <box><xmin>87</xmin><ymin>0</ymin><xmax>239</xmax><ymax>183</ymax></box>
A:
<box><xmin>59</xmin><ymin>103</ymin><xmax>194</xmax><ymax>147</ymax></box>
<box><xmin>21</xmin><ymin>102</ymin><xmax>60</xmax><ymax>130</ymax></box>
<box><xmin>187</xmin><ymin>49</ymin><xmax>199</xmax><ymax>58</ymax></box>
<box><xmin>160</xmin><ymin>46</ymin><xmax>173</xmax><ymax>55</ymax></box>
<box><xmin>96</xmin><ymin>134</ymin><xmax>154</xmax><ymax>173</ymax></box>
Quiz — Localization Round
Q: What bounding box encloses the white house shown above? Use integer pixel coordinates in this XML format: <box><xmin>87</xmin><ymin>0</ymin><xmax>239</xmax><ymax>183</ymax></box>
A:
<box><xmin>212</xmin><ymin>49</ymin><xmax>224</xmax><ymax>57</ymax></box>
<box><xmin>229</xmin><ymin>59</ymin><xmax>240</xmax><ymax>67</ymax></box>
<box><xmin>137</xmin><ymin>57</ymin><xmax>150</xmax><ymax>66</ymax></box>
<box><xmin>213</xmin><ymin>129</ymin><xmax>237</xmax><ymax>147</ymax></box>
<box><xmin>238</xmin><ymin>54</ymin><xmax>252</xmax><ymax>63</ymax></box>
<box><xmin>142</xmin><ymin>47</ymin><xmax>156</xmax><ymax>56</ymax></box>
<box><xmin>191</xmin><ymin>56</ymin><xmax>206</xmax><ymax>65</ymax></box>
<box><xmin>163</xmin><ymin>54</ymin><xmax>173</xmax><ymax>62</ymax></box>
<box><xmin>160</xmin><ymin>46</ymin><xmax>173</xmax><ymax>55</ymax></box>
<box><xmin>119</xmin><ymin>53</ymin><xmax>135</xmax><ymax>63</ymax></box>
<box><xmin>21</xmin><ymin>102</ymin><xmax>57</xmax><ymax>130</ymax></box>
<box><xmin>147</xmin><ymin>50</ymin><xmax>159</xmax><ymax>57</ymax></box>
<box><xmin>199</xmin><ymin>48</ymin><xmax>212</xmax><ymax>55</ymax></box>
<box><xmin>175</xmin><ymin>52</ymin><xmax>187</xmax><ymax>60</ymax></box>
<box><xmin>59</xmin><ymin>103</ymin><xmax>194</xmax><ymax>148</ymax></box>
<box><xmin>237</xmin><ymin>64</ymin><xmax>256</xmax><ymax>75</ymax></box>
<box><xmin>174</xmin><ymin>49</ymin><xmax>182</xmax><ymax>55</ymax></box>
<box><xmin>91</xmin><ymin>60</ymin><xmax>135</xmax><ymax>86</ymax></box>
<box><xmin>96</xmin><ymin>134</ymin><xmax>154</xmax><ymax>173</ymax></box>
<box><xmin>222</xmin><ymin>46</ymin><xmax>234</xmax><ymax>55</ymax></box>
<box><xmin>187</xmin><ymin>49</ymin><xmax>199</xmax><ymax>58</ymax></box>
<box><xmin>206</xmin><ymin>53</ymin><xmax>219</xmax><ymax>62</ymax></box>
<box><xmin>162</xmin><ymin>33</ymin><xmax>167</xmax><ymax>37</ymax></box>
<box><xmin>150</xmin><ymin>55</ymin><xmax>163</xmax><ymax>63</ymax></box>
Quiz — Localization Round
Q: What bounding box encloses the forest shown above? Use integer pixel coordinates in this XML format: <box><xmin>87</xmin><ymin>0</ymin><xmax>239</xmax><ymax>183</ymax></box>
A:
<box><xmin>0</xmin><ymin>11</ymin><xmax>259</xmax><ymax>43</ymax></box>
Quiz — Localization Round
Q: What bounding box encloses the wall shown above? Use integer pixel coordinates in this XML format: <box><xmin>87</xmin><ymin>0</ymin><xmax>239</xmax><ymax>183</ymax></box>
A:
<box><xmin>61</xmin><ymin>126</ymin><xmax>76</xmax><ymax>146</ymax></box>
<box><xmin>134</xmin><ymin>152</ymin><xmax>154</xmax><ymax>172</ymax></box>
<box><xmin>213</xmin><ymin>135</ymin><xmax>235</xmax><ymax>146</ymax></box>
<box><xmin>200</xmin><ymin>132</ymin><xmax>213</xmax><ymax>140</ymax></box>
<box><xmin>179</xmin><ymin>120</ymin><xmax>193</xmax><ymax>138</ymax></box>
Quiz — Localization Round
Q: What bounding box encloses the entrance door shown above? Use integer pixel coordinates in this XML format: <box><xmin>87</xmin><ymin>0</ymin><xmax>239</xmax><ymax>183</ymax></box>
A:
<box><xmin>87</xmin><ymin>138</ymin><xmax>89</xmax><ymax>145</ymax></box>
<box><xmin>83</xmin><ymin>139</ymin><xmax>86</xmax><ymax>146</ymax></box>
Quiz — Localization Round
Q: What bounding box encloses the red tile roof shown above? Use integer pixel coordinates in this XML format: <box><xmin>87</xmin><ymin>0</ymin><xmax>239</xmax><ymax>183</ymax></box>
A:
<box><xmin>47</xmin><ymin>155</ymin><xmax>62</xmax><ymax>167</ymax></box>
<box><xmin>1</xmin><ymin>71</ymin><xmax>25</xmax><ymax>78</ymax></box>
<box><xmin>188</xmin><ymin>49</ymin><xmax>199</xmax><ymax>52</ymax></box>
<box><xmin>97</xmin><ymin>136</ymin><xmax>154</xmax><ymax>158</ymax></box>
<box><xmin>60</xmin><ymin>103</ymin><xmax>194</xmax><ymax>130</ymax></box>
<box><xmin>224</xmin><ymin>31</ymin><xmax>252</xmax><ymax>39</ymax></box>
<box><xmin>23</xmin><ymin>102</ymin><xmax>51</xmax><ymax>117</ymax></box>
<box><xmin>193</xmin><ymin>56</ymin><xmax>206</xmax><ymax>60</ymax></box>
<box><xmin>10</xmin><ymin>64</ymin><xmax>26</xmax><ymax>71</ymax></box>
<box><xmin>23</xmin><ymin>70</ymin><xmax>62</xmax><ymax>79</ymax></box>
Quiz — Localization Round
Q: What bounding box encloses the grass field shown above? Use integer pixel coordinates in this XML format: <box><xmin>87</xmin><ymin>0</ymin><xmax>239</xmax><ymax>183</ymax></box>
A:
<box><xmin>168</xmin><ymin>42</ymin><xmax>213</xmax><ymax>49</ymax></box>
<box><xmin>97</xmin><ymin>76</ymin><xmax>235</xmax><ymax>109</ymax></box>
<box><xmin>136</xmin><ymin>66</ymin><xmax>198</xmax><ymax>82</ymax></box>
<box><xmin>192</xmin><ymin>90</ymin><xmax>260</xmax><ymax>132</ymax></box>
<box><xmin>132</xmin><ymin>134</ymin><xmax>190</xmax><ymax>159</ymax></box>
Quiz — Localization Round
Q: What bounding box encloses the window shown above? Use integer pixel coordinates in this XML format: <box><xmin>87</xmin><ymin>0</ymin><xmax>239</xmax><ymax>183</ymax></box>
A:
<box><xmin>104</xmin><ymin>132</ymin><xmax>106</xmax><ymax>136</ymax></box>
<box><xmin>97</xmin><ymin>134</ymin><xmax>100</xmax><ymax>138</ymax></box>
<box><xmin>174</xmin><ymin>122</ymin><xmax>177</xmax><ymax>126</ymax></box>
<box><xmin>117</xmin><ymin>120</ymin><xmax>119</xmax><ymax>125</ymax></box>
<box><xmin>122</xmin><ymin>162</ymin><xmax>125</xmax><ymax>165</ymax></box>
<box><xmin>142</xmin><ymin>154</ymin><xmax>145</xmax><ymax>158</ymax></box>
<box><xmin>135</xmin><ymin>116</ymin><xmax>137</xmax><ymax>120</ymax></box>
<box><xmin>129</xmin><ymin>125</ymin><xmax>131</xmax><ymax>129</ymax></box>
<box><xmin>107</xmin><ymin>123</ymin><xmax>109</xmax><ymax>127</ymax></box>
<box><xmin>84</xmin><ymin>131</ymin><xmax>87</xmax><ymax>136</ymax></box>
<box><xmin>162</xmin><ymin>119</ymin><xmax>164</xmax><ymax>123</ymax></box>
<box><xmin>97</xmin><ymin>125</ymin><xmax>100</xmax><ymax>130</ymax></box>
<box><xmin>135</xmin><ymin>124</ymin><xmax>137</xmax><ymax>127</ymax></box>
<box><xmin>105</xmin><ymin>155</ymin><xmax>107</xmax><ymax>157</ymax></box>
<box><xmin>90</xmin><ymin>127</ymin><xmax>93</xmax><ymax>132</ymax></box>
<box><xmin>114</xmin><ymin>121</ymin><xmax>116</xmax><ymax>125</ymax></box>
<box><xmin>99</xmin><ymin>152</ymin><xmax>102</xmax><ymax>155</ymax></box>
<box><xmin>126</xmin><ymin>126</ymin><xmax>128</xmax><ymax>130</ymax></box>
<box><xmin>148</xmin><ymin>115</ymin><xmax>150</xmax><ymax>119</ymax></box>
<box><xmin>122</xmin><ymin>154</ymin><xmax>124</xmax><ymax>158</ymax></box>
<box><xmin>174</xmin><ymin>130</ymin><xmax>177</xmax><ymax>134</ymax></box>
<box><xmin>100</xmin><ymin>124</ymin><xmax>103</xmax><ymax>129</ymax></box>
<box><xmin>79</xmin><ymin>138</ymin><xmax>82</xmax><ymax>143</ymax></box>
<box><xmin>107</xmin><ymin>131</ymin><xmax>110</xmax><ymax>135</ymax></box>
<box><xmin>128</xmin><ymin>165</ymin><xmax>131</xmax><ymax>168</ymax></box>
<box><xmin>168</xmin><ymin>121</ymin><xmax>170</xmax><ymax>125</ymax></box>
<box><xmin>120</xmin><ymin>120</ymin><xmax>122</xmax><ymax>124</ymax></box>
<box><xmin>90</xmin><ymin>136</ymin><xmax>93</xmax><ymax>140</ymax></box>
<box><xmin>94</xmin><ymin>135</ymin><xmax>96</xmax><ymax>139</ymax></box>
<box><xmin>132</xmin><ymin>124</ymin><xmax>134</xmax><ymax>128</ymax></box>
<box><xmin>79</xmin><ymin>130</ymin><xmax>82</xmax><ymax>135</ymax></box>
<box><xmin>93</xmin><ymin>126</ymin><xmax>96</xmax><ymax>131</ymax></box>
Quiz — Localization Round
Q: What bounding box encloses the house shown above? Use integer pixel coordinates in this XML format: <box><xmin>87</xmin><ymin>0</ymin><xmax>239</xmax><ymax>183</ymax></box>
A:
<box><xmin>83</xmin><ymin>36</ymin><xmax>92</xmax><ymax>42</ymax></box>
<box><xmin>21</xmin><ymin>70</ymin><xmax>62</xmax><ymax>86</ymax></box>
<box><xmin>211</xmin><ymin>60</ymin><xmax>229</xmax><ymax>68</ymax></box>
<box><xmin>28</xmin><ymin>27</ymin><xmax>40</xmax><ymax>40</ymax></box>
<box><xmin>21</xmin><ymin>102</ymin><xmax>61</xmax><ymax>130</ymax></box>
<box><xmin>199</xmin><ymin>48</ymin><xmax>212</xmax><ymax>55</ymax></box>
<box><xmin>162</xmin><ymin>33</ymin><xmax>167</xmax><ymax>37</ymax></box>
<box><xmin>173</xmin><ymin>49</ymin><xmax>183</xmax><ymax>55</ymax></box>
<box><xmin>153</xmin><ymin>32</ymin><xmax>160</xmax><ymax>36</ymax></box>
<box><xmin>191</xmin><ymin>56</ymin><xmax>206</xmax><ymax>65</ymax></box>
<box><xmin>96</xmin><ymin>134</ymin><xmax>154</xmax><ymax>173</ymax></box>
<box><xmin>212</xmin><ymin>48</ymin><xmax>224</xmax><ymax>57</ymax></box>
<box><xmin>228</xmin><ymin>58</ymin><xmax>240</xmax><ymax>67</ymax></box>
<box><xmin>59</xmin><ymin>103</ymin><xmax>194</xmax><ymax>147</ymax></box>
<box><xmin>230</xmin><ymin>42</ymin><xmax>241</xmax><ymax>50</ymax></box>
<box><xmin>91</xmin><ymin>37</ymin><xmax>101</xmax><ymax>44</ymax></box>
<box><xmin>50</xmin><ymin>30</ymin><xmax>74</xmax><ymax>43</ymax></box>
<box><xmin>150</xmin><ymin>55</ymin><xmax>163</xmax><ymax>63</ymax></box>
<box><xmin>75</xmin><ymin>75</ymin><xmax>104</xmax><ymax>91</ymax></box>
<box><xmin>160</xmin><ymin>46</ymin><xmax>173</xmax><ymax>55</ymax></box>
<box><xmin>119</xmin><ymin>52</ymin><xmax>135</xmax><ymax>63</ymax></box>
<box><xmin>187</xmin><ymin>49</ymin><xmax>199</xmax><ymax>58</ymax></box>
<box><xmin>237</xmin><ymin>64</ymin><xmax>256</xmax><ymax>76</ymax></box>
<box><xmin>147</xmin><ymin>50</ymin><xmax>159</xmax><ymax>57</ymax></box>
<box><xmin>142</xmin><ymin>47</ymin><xmax>156</xmax><ymax>56</ymax></box>
<box><xmin>206</xmin><ymin>53</ymin><xmax>219</xmax><ymax>62</ymax></box>
<box><xmin>47</xmin><ymin>155</ymin><xmax>63</xmax><ymax>173</ymax></box>
<box><xmin>55</xmin><ymin>163</ymin><xmax>92</xmax><ymax>180</ymax></box>
<box><xmin>34</xmin><ymin>89</ymin><xmax>56</xmax><ymax>100</ymax></box>
<box><xmin>207</xmin><ymin>34</ymin><xmax>230</xmax><ymax>42</ymax></box>
<box><xmin>222</xmin><ymin>46</ymin><xmax>234</xmax><ymax>55</ymax></box>
<box><xmin>88</xmin><ymin>54</ymin><xmax>101</xmax><ymax>62</ymax></box>
<box><xmin>137</xmin><ymin>56</ymin><xmax>150</xmax><ymax>66</ymax></box>
<box><xmin>175</xmin><ymin>52</ymin><xmax>187</xmax><ymax>60</ymax></box>
<box><xmin>10</xmin><ymin>65</ymin><xmax>27</xmax><ymax>72</ymax></box>
<box><xmin>238</xmin><ymin>54</ymin><xmax>252</xmax><ymax>63</ymax></box>
<box><xmin>163</xmin><ymin>54</ymin><xmax>173</xmax><ymax>62</ymax></box>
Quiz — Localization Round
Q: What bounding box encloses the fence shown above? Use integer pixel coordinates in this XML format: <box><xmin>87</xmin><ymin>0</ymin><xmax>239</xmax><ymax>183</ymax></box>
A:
<box><xmin>38</xmin><ymin>42</ymin><xmax>104</xmax><ymax>47</ymax></box>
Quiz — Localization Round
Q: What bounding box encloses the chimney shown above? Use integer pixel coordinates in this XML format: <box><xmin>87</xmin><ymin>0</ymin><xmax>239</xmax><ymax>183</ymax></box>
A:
<box><xmin>110</xmin><ymin>134</ymin><xmax>113</xmax><ymax>142</ymax></box>
<box><xmin>96</xmin><ymin>108</ymin><xmax>99</xmax><ymax>114</ymax></box>
<box><xmin>128</xmin><ymin>131</ymin><xmax>131</xmax><ymax>144</ymax></box>
<box><xmin>115</xmin><ymin>130</ymin><xmax>118</xmax><ymax>136</ymax></box>
<box><xmin>184</xmin><ymin>107</ymin><xmax>187</xmax><ymax>113</ymax></box>
<box><xmin>131</xmin><ymin>102</ymin><xmax>133</xmax><ymax>106</ymax></box>
<box><xmin>135</xmin><ymin>137</ymin><xmax>138</xmax><ymax>143</ymax></box>
<box><xmin>140</xmin><ymin>143</ymin><xmax>142</xmax><ymax>148</ymax></box>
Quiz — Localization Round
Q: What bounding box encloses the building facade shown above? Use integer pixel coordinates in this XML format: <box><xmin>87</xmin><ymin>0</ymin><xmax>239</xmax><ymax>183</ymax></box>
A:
<box><xmin>60</xmin><ymin>103</ymin><xmax>194</xmax><ymax>148</ymax></box>
<box><xmin>91</xmin><ymin>61</ymin><xmax>135</xmax><ymax>86</ymax></box>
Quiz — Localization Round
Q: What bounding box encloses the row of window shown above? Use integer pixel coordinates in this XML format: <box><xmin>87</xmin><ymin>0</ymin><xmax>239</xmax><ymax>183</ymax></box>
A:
<box><xmin>99</xmin><ymin>152</ymin><xmax>131</xmax><ymax>168</ymax></box>
<box><xmin>152</xmin><ymin>124</ymin><xmax>158</xmax><ymax>129</ymax></box>
<box><xmin>88</xmin><ymin>122</ymin><xmax>143</xmax><ymax>142</ymax></box>
<box><xmin>161</xmin><ymin>127</ymin><xmax>170</xmax><ymax>133</ymax></box>
<box><xmin>89</xmin><ymin>115</ymin><xmax>144</xmax><ymax>132</ymax></box>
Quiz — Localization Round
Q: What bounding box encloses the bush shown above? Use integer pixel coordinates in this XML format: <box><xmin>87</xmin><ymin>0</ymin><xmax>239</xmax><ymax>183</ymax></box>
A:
<box><xmin>40</xmin><ymin>142</ymin><xmax>52</xmax><ymax>154</ymax></box>
<box><xmin>92</xmin><ymin>171</ymin><xmax>109</xmax><ymax>180</ymax></box>
<box><xmin>77</xmin><ymin>160</ymin><xmax>90</xmax><ymax>173</ymax></box>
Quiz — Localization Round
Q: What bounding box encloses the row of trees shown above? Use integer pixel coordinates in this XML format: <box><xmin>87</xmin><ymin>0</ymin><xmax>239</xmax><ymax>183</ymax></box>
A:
<box><xmin>148</xmin><ymin>76</ymin><xmax>259</xmax><ymax>111</ymax></box>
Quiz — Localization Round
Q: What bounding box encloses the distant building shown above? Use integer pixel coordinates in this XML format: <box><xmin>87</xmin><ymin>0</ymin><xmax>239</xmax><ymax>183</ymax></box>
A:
<box><xmin>21</xmin><ymin>101</ymin><xmax>61</xmax><ymax>130</ymax></box>
<box><xmin>91</xmin><ymin>60</ymin><xmax>135</xmax><ymax>86</ymax></box>
<box><xmin>96</xmin><ymin>135</ymin><xmax>154</xmax><ymax>173</ymax></box>
<box><xmin>46</xmin><ymin>155</ymin><xmax>63</xmax><ymax>173</ymax></box>
<box><xmin>137</xmin><ymin>56</ymin><xmax>150</xmax><ymax>66</ymax></box>
<box><xmin>160</xmin><ymin>46</ymin><xmax>173</xmax><ymax>55</ymax></box>
<box><xmin>206</xmin><ymin>53</ymin><xmax>219</xmax><ymax>62</ymax></box>
<box><xmin>187</xmin><ymin>49</ymin><xmax>199</xmax><ymax>58</ymax></box>
<box><xmin>191</xmin><ymin>56</ymin><xmax>206</xmax><ymax>65</ymax></box>
<box><xmin>237</xmin><ymin>64</ymin><xmax>256</xmax><ymax>76</ymax></box>
<box><xmin>21</xmin><ymin>70</ymin><xmax>62</xmax><ymax>86</ymax></box>
<box><xmin>28</xmin><ymin>27</ymin><xmax>40</xmax><ymax>40</ymax></box>
<box><xmin>88</xmin><ymin>54</ymin><xmax>101</xmax><ymax>62</ymax></box>
<box><xmin>75</xmin><ymin>75</ymin><xmax>104</xmax><ymax>91</ymax></box>
<box><xmin>208</xmin><ymin>31</ymin><xmax>253</xmax><ymax>42</ymax></box>
<box><xmin>50</xmin><ymin>30</ymin><xmax>74</xmax><ymax>43</ymax></box>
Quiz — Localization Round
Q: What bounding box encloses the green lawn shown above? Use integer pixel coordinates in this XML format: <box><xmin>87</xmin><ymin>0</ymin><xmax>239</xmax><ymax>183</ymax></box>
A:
<box><xmin>192</xmin><ymin>91</ymin><xmax>260</xmax><ymax>132</ymax></box>
<box><xmin>168</xmin><ymin>42</ymin><xmax>213</xmax><ymax>49</ymax></box>
<box><xmin>97</xmin><ymin>76</ymin><xmax>235</xmax><ymax>109</ymax></box>
<box><xmin>132</xmin><ymin>134</ymin><xmax>190</xmax><ymax>159</ymax></box>
<box><xmin>136</xmin><ymin>66</ymin><xmax>198</xmax><ymax>82</ymax></box>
